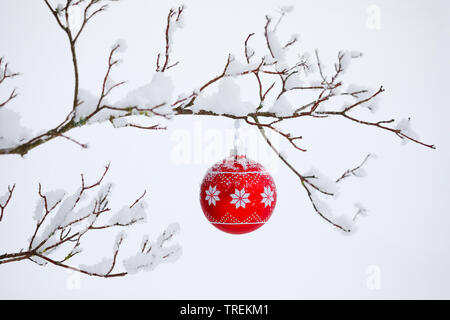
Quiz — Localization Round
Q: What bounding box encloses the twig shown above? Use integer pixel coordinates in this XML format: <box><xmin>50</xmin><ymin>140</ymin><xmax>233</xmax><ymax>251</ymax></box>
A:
<box><xmin>336</xmin><ymin>154</ymin><xmax>373</xmax><ymax>183</ymax></box>
<box><xmin>0</xmin><ymin>185</ymin><xmax>16</xmax><ymax>222</ymax></box>
<box><xmin>0</xmin><ymin>164</ymin><xmax>179</xmax><ymax>277</ymax></box>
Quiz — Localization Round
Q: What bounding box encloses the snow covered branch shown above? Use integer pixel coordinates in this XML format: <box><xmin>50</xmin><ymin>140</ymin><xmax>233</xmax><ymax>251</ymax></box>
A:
<box><xmin>336</xmin><ymin>154</ymin><xmax>374</xmax><ymax>183</ymax></box>
<box><xmin>0</xmin><ymin>164</ymin><xmax>181</xmax><ymax>277</ymax></box>
<box><xmin>0</xmin><ymin>3</ymin><xmax>435</xmax><ymax>232</ymax></box>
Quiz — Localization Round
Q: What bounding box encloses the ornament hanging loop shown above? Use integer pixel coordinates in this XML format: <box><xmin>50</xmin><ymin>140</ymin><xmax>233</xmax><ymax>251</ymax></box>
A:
<box><xmin>231</xmin><ymin>119</ymin><xmax>246</xmax><ymax>158</ymax></box>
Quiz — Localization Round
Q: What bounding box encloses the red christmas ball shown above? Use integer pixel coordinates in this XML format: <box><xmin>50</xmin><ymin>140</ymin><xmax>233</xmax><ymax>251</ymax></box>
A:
<box><xmin>200</xmin><ymin>155</ymin><xmax>277</xmax><ymax>234</ymax></box>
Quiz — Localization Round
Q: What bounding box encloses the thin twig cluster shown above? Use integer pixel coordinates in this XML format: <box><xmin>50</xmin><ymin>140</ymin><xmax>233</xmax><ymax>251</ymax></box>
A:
<box><xmin>0</xmin><ymin>164</ymin><xmax>181</xmax><ymax>277</ymax></box>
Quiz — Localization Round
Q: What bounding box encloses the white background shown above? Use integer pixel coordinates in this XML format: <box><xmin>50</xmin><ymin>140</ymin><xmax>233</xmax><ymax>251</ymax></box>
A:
<box><xmin>0</xmin><ymin>0</ymin><xmax>449</xmax><ymax>299</ymax></box>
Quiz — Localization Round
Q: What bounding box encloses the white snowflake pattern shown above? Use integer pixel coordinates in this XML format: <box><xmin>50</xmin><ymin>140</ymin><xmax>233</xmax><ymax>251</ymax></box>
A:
<box><xmin>230</xmin><ymin>188</ymin><xmax>251</xmax><ymax>209</ymax></box>
<box><xmin>205</xmin><ymin>185</ymin><xmax>220</xmax><ymax>206</ymax></box>
<box><xmin>261</xmin><ymin>186</ymin><xmax>274</xmax><ymax>207</ymax></box>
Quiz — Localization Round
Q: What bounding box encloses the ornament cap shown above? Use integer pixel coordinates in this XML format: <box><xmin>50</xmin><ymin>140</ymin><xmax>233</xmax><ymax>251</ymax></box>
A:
<box><xmin>208</xmin><ymin>155</ymin><xmax>266</xmax><ymax>173</ymax></box>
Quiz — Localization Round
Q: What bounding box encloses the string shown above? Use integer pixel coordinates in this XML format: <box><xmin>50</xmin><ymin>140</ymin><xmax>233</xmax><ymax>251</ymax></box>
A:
<box><xmin>232</xmin><ymin>119</ymin><xmax>245</xmax><ymax>158</ymax></box>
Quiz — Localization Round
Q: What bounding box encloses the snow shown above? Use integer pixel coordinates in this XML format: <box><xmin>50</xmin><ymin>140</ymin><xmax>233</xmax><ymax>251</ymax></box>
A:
<box><xmin>263</xmin><ymin>54</ymin><xmax>277</xmax><ymax>65</ymax></box>
<box><xmin>72</xmin><ymin>246</ymin><xmax>83</xmax><ymax>256</ymax></box>
<box><xmin>55</xmin><ymin>4</ymin><xmax>64</xmax><ymax>15</ymax></box>
<box><xmin>114</xmin><ymin>73</ymin><xmax>175</xmax><ymax>116</ymax></box>
<box><xmin>352</xmin><ymin>167</ymin><xmax>367</xmax><ymax>178</ymax></box>
<box><xmin>265</xmin><ymin>29</ymin><xmax>288</xmax><ymax>71</ymax></box>
<box><xmin>339</xmin><ymin>50</ymin><xmax>363</xmax><ymax>74</ymax></box>
<box><xmin>63</xmin><ymin>199</ymin><xmax>96</xmax><ymax>228</ymax></box>
<box><xmin>33</xmin><ymin>189</ymin><xmax>66</xmax><ymax>222</ymax></box>
<box><xmin>334</xmin><ymin>215</ymin><xmax>356</xmax><ymax>234</ymax></box>
<box><xmin>30</xmin><ymin>184</ymin><xmax>112</xmax><ymax>249</ymax></box>
<box><xmin>353</xmin><ymin>202</ymin><xmax>368</xmax><ymax>225</ymax></box>
<box><xmin>225</xmin><ymin>56</ymin><xmax>259</xmax><ymax>76</ymax></box>
<box><xmin>269</xmin><ymin>95</ymin><xmax>294</xmax><ymax>117</ymax></box>
<box><xmin>192</xmin><ymin>78</ymin><xmax>255</xmax><ymax>116</ymax></box>
<box><xmin>0</xmin><ymin>108</ymin><xmax>32</xmax><ymax>149</ymax></box>
<box><xmin>29</xmin><ymin>256</ymin><xmax>48</xmax><ymax>266</ymax></box>
<box><xmin>299</xmin><ymin>52</ymin><xmax>317</xmax><ymax>76</ymax></box>
<box><xmin>0</xmin><ymin>191</ymin><xmax>10</xmax><ymax>207</ymax></box>
<box><xmin>80</xmin><ymin>231</ymin><xmax>127</xmax><ymax>275</ymax></box>
<box><xmin>310</xmin><ymin>192</ymin><xmax>333</xmax><ymax>218</ymax></box>
<box><xmin>365</xmin><ymin>95</ymin><xmax>381</xmax><ymax>113</ymax></box>
<box><xmin>108</xmin><ymin>202</ymin><xmax>147</xmax><ymax>226</ymax></box>
<box><xmin>74</xmin><ymin>73</ymin><xmax>176</xmax><ymax>125</ymax></box>
<box><xmin>346</xmin><ymin>84</ymin><xmax>370</xmax><ymax>98</ymax></box>
<box><xmin>111</xmin><ymin>117</ymin><xmax>128</xmax><ymax>128</ymax></box>
<box><xmin>396</xmin><ymin>118</ymin><xmax>420</xmax><ymax>145</ymax></box>
<box><xmin>123</xmin><ymin>223</ymin><xmax>182</xmax><ymax>274</ymax></box>
<box><xmin>140</xmin><ymin>234</ymin><xmax>150</xmax><ymax>251</ymax></box>
<box><xmin>113</xmin><ymin>231</ymin><xmax>126</xmax><ymax>252</ymax></box>
<box><xmin>80</xmin><ymin>257</ymin><xmax>113</xmax><ymax>275</ymax></box>
<box><xmin>74</xmin><ymin>89</ymin><xmax>98</xmax><ymax>122</ymax></box>
<box><xmin>113</xmin><ymin>39</ymin><xmax>128</xmax><ymax>53</ymax></box>
<box><xmin>285</xmin><ymin>73</ymin><xmax>304</xmax><ymax>90</ymax></box>
<box><xmin>95</xmin><ymin>182</ymin><xmax>113</xmax><ymax>206</ymax></box>
<box><xmin>310</xmin><ymin>191</ymin><xmax>356</xmax><ymax>234</ymax></box>
<box><xmin>344</xmin><ymin>84</ymin><xmax>382</xmax><ymax>113</ymax></box>
<box><xmin>305</xmin><ymin>168</ymin><xmax>339</xmax><ymax>196</ymax></box>
<box><xmin>163</xmin><ymin>222</ymin><xmax>181</xmax><ymax>239</ymax></box>
<box><xmin>286</xmin><ymin>33</ymin><xmax>299</xmax><ymax>46</ymax></box>
<box><xmin>164</xmin><ymin>6</ymin><xmax>185</xmax><ymax>56</ymax></box>
<box><xmin>54</xmin><ymin>188</ymin><xmax>84</xmax><ymax>225</ymax></box>
<box><xmin>105</xmin><ymin>77</ymin><xmax>117</xmax><ymax>93</ymax></box>
<box><xmin>246</xmin><ymin>46</ymin><xmax>255</xmax><ymax>59</ymax></box>
<box><xmin>350</xmin><ymin>51</ymin><xmax>363</xmax><ymax>58</ymax></box>
<box><xmin>279</xmin><ymin>6</ymin><xmax>294</xmax><ymax>14</ymax></box>
<box><xmin>354</xmin><ymin>202</ymin><xmax>368</xmax><ymax>215</ymax></box>
<box><xmin>339</xmin><ymin>51</ymin><xmax>352</xmax><ymax>73</ymax></box>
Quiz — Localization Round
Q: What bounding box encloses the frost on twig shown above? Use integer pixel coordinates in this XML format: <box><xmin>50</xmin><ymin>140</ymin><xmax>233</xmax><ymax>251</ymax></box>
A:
<box><xmin>0</xmin><ymin>164</ymin><xmax>181</xmax><ymax>278</ymax></box>
<box><xmin>336</xmin><ymin>154</ymin><xmax>375</xmax><ymax>183</ymax></box>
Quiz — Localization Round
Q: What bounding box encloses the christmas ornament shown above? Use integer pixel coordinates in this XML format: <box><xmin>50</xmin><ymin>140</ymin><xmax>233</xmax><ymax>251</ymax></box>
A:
<box><xmin>200</xmin><ymin>154</ymin><xmax>277</xmax><ymax>234</ymax></box>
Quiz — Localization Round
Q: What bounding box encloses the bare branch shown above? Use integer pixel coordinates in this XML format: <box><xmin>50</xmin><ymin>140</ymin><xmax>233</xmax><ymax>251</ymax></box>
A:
<box><xmin>157</xmin><ymin>5</ymin><xmax>185</xmax><ymax>72</ymax></box>
<box><xmin>336</xmin><ymin>154</ymin><xmax>374</xmax><ymax>183</ymax></box>
<box><xmin>0</xmin><ymin>58</ymin><xmax>20</xmax><ymax>108</ymax></box>
<box><xmin>0</xmin><ymin>165</ymin><xmax>180</xmax><ymax>277</ymax></box>
<box><xmin>0</xmin><ymin>185</ymin><xmax>16</xmax><ymax>222</ymax></box>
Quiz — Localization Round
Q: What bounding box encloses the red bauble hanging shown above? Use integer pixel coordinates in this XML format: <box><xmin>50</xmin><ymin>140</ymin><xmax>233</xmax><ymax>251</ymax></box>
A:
<box><xmin>200</xmin><ymin>155</ymin><xmax>277</xmax><ymax>234</ymax></box>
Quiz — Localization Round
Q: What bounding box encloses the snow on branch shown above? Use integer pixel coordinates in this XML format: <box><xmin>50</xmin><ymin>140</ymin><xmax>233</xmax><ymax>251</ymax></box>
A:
<box><xmin>0</xmin><ymin>164</ymin><xmax>181</xmax><ymax>277</ymax></box>
<box><xmin>0</xmin><ymin>3</ymin><xmax>436</xmax><ymax>232</ymax></box>
<box><xmin>336</xmin><ymin>154</ymin><xmax>375</xmax><ymax>183</ymax></box>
